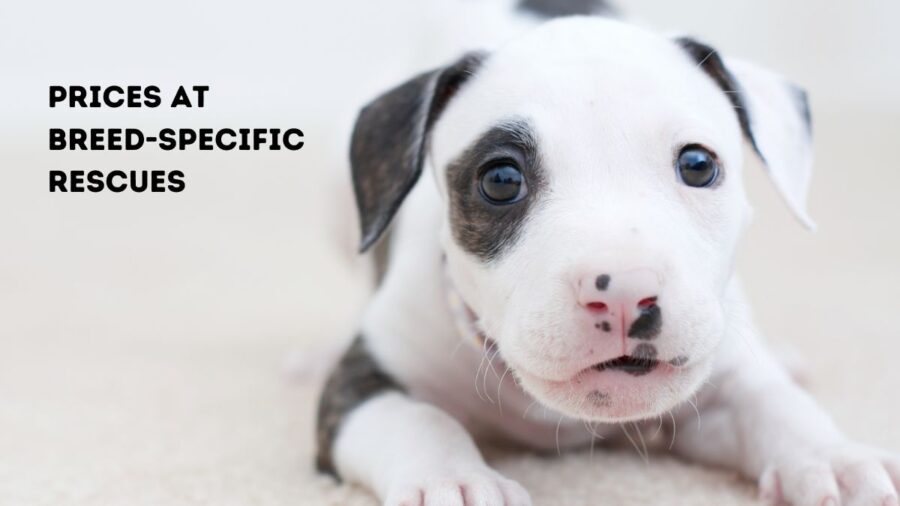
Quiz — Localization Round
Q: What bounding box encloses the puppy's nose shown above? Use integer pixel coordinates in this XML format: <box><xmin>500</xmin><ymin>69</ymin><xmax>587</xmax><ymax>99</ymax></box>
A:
<box><xmin>577</xmin><ymin>269</ymin><xmax>662</xmax><ymax>340</ymax></box>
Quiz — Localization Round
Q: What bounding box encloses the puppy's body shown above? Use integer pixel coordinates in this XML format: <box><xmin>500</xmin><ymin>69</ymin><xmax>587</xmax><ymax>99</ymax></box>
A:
<box><xmin>316</xmin><ymin>7</ymin><xmax>900</xmax><ymax>506</ymax></box>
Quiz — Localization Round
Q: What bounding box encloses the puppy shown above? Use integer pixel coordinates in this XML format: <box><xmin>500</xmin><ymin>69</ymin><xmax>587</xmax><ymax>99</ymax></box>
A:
<box><xmin>315</xmin><ymin>7</ymin><xmax>900</xmax><ymax>506</ymax></box>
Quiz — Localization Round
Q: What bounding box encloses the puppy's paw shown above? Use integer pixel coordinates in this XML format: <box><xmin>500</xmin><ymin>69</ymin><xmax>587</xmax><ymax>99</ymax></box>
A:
<box><xmin>758</xmin><ymin>443</ymin><xmax>900</xmax><ymax>506</ymax></box>
<box><xmin>383</xmin><ymin>466</ymin><xmax>531</xmax><ymax>506</ymax></box>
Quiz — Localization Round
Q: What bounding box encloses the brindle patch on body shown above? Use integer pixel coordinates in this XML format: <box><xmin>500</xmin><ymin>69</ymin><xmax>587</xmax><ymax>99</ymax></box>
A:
<box><xmin>315</xmin><ymin>335</ymin><xmax>405</xmax><ymax>477</ymax></box>
<box><xmin>446</xmin><ymin>119</ymin><xmax>547</xmax><ymax>262</ymax></box>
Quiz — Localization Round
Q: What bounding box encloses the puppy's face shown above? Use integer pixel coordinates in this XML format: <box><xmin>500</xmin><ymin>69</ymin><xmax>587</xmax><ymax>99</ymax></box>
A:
<box><xmin>431</xmin><ymin>19</ymin><xmax>748</xmax><ymax>421</ymax></box>
<box><xmin>351</xmin><ymin>17</ymin><xmax>813</xmax><ymax>422</ymax></box>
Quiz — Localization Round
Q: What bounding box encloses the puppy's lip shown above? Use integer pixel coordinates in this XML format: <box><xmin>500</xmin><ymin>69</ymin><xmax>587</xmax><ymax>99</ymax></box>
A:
<box><xmin>592</xmin><ymin>356</ymin><xmax>659</xmax><ymax>376</ymax></box>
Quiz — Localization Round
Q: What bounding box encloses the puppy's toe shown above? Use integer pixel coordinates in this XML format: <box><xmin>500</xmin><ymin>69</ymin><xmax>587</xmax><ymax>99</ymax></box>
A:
<box><xmin>765</xmin><ymin>445</ymin><xmax>900</xmax><ymax>506</ymax></box>
<box><xmin>461</xmin><ymin>476</ymin><xmax>505</xmax><ymax>506</ymax></box>
<box><xmin>423</xmin><ymin>482</ymin><xmax>466</xmax><ymax>506</ymax></box>
<box><xmin>834</xmin><ymin>459</ymin><xmax>897</xmax><ymax>506</ymax></box>
<box><xmin>765</xmin><ymin>460</ymin><xmax>839</xmax><ymax>506</ymax></box>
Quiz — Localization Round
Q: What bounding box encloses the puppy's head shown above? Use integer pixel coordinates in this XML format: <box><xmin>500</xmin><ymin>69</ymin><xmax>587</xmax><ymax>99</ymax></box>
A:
<box><xmin>351</xmin><ymin>17</ymin><xmax>813</xmax><ymax>422</ymax></box>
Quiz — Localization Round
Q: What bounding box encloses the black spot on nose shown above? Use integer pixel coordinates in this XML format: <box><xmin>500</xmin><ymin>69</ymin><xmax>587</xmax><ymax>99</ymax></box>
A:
<box><xmin>628</xmin><ymin>304</ymin><xmax>662</xmax><ymax>340</ymax></box>
<box><xmin>595</xmin><ymin>274</ymin><xmax>611</xmax><ymax>291</ymax></box>
<box><xmin>632</xmin><ymin>343</ymin><xmax>657</xmax><ymax>360</ymax></box>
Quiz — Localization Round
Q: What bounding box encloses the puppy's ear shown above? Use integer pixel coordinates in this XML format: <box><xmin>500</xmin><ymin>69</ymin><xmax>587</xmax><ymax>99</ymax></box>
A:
<box><xmin>351</xmin><ymin>52</ymin><xmax>486</xmax><ymax>252</ymax></box>
<box><xmin>677</xmin><ymin>38</ymin><xmax>815</xmax><ymax>229</ymax></box>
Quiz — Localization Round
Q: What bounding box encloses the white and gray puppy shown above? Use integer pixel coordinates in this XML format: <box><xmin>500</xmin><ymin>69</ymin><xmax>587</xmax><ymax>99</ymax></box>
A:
<box><xmin>316</xmin><ymin>4</ymin><xmax>900</xmax><ymax>506</ymax></box>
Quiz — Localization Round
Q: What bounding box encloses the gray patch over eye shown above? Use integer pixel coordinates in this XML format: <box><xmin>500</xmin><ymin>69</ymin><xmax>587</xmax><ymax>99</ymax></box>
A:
<box><xmin>315</xmin><ymin>335</ymin><xmax>404</xmax><ymax>478</ymax></box>
<box><xmin>446</xmin><ymin>119</ymin><xmax>546</xmax><ymax>262</ymax></box>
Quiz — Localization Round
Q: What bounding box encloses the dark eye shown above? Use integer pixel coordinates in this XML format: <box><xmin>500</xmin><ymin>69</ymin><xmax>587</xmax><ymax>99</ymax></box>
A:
<box><xmin>676</xmin><ymin>145</ymin><xmax>720</xmax><ymax>188</ymax></box>
<box><xmin>479</xmin><ymin>163</ymin><xmax>527</xmax><ymax>204</ymax></box>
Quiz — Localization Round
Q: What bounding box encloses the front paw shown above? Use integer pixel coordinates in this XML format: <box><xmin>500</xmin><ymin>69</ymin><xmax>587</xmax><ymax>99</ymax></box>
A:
<box><xmin>383</xmin><ymin>465</ymin><xmax>531</xmax><ymax>506</ymax></box>
<box><xmin>759</xmin><ymin>442</ymin><xmax>900</xmax><ymax>506</ymax></box>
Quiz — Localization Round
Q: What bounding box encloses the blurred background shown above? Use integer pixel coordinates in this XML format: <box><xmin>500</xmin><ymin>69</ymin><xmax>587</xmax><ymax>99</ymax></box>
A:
<box><xmin>1</xmin><ymin>1</ymin><xmax>898</xmax><ymax>504</ymax></box>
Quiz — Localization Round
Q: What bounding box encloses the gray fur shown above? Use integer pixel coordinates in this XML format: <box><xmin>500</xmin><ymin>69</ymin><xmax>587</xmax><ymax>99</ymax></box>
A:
<box><xmin>350</xmin><ymin>52</ymin><xmax>486</xmax><ymax>253</ymax></box>
<box><xmin>445</xmin><ymin>119</ymin><xmax>547</xmax><ymax>262</ymax></box>
<box><xmin>315</xmin><ymin>336</ymin><xmax>405</xmax><ymax>477</ymax></box>
<box><xmin>519</xmin><ymin>0</ymin><xmax>616</xmax><ymax>17</ymax></box>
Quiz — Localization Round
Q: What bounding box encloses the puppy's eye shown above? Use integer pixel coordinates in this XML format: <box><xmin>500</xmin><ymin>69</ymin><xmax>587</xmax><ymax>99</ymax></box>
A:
<box><xmin>479</xmin><ymin>163</ymin><xmax>527</xmax><ymax>204</ymax></box>
<box><xmin>676</xmin><ymin>145</ymin><xmax>720</xmax><ymax>188</ymax></box>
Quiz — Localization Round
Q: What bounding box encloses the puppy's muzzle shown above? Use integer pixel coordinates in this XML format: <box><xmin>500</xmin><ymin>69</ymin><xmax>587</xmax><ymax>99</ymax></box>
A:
<box><xmin>577</xmin><ymin>268</ymin><xmax>663</xmax><ymax>343</ymax></box>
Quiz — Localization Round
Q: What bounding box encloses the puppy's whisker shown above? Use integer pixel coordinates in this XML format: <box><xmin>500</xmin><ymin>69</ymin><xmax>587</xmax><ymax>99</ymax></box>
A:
<box><xmin>589</xmin><ymin>427</ymin><xmax>597</xmax><ymax>463</ymax></box>
<box><xmin>652</xmin><ymin>414</ymin><xmax>665</xmax><ymax>440</ymax></box>
<box><xmin>486</xmin><ymin>347</ymin><xmax>503</xmax><ymax>379</ymax></box>
<box><xmin>633</xmin><ymin>422</ymin><xmax>649</xmax><ymax>465</ymax></box>
<box><xmin>583</xmin><ymin>420</ymin><xmax>604</xmax><ymax>462</ymax></box>
<box><xmin>667</xmin><ymin>410</ymin><xmax>678</xmax><ymax>451</ymax></box>
<box><xmin>473</xmin><ymin>347</ymin><xmax>488</xmax><ymax>402</ymax></box>
<box><xmin>555</xmin><ymin>414</ymin><xmax>564</xmax><ymax>456</ymax></box>
<box><xmin>620</xmin><ymin>423</ymin><xmax>645</xmax><ymax>464</ymax></box>
<box><xmin>496</xmin><ymin>365</ymin><xmax>511</xmax><ymax>415</ymax></box>
<box><xmin>696</xmin><ymin>50</ymin><xmax>716</xmax><ymax>68</ymax></box>
<box><xmin>481</xmin><ymin>347</ymin><xmax>500</xmax><ymax>404</ymax></box>
<box><xmin>450</xmin><ymin>339</ymin><xmax>466</xmax><ymax>359</ymax></box>
<box><xmin>522</xmin><ymin>398</ymin><xmax>538</xmax><ymax>420</ymax></box>
<box><xmin>688</xmin><ymin>394</ymin><xmax>702</xmax><ymax>432</ymax></box>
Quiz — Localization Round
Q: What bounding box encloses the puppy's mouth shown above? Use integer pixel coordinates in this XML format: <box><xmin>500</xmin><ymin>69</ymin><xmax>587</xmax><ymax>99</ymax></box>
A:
<box><xmin>592</xmin><ymin>356</ymin><xmax>659</xmax><ymax>376</ymax></box>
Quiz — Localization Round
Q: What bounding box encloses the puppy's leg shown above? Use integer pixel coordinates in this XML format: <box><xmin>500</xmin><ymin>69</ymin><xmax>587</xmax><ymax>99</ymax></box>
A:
<box><xmin>671</xmin><ymin>349</ymin><xmax>900</xmax><ymax>506</ymax></box>
<box><xmin>317</xmin><ymin>337</ymin><xmax>531</xmax><ymax>506</ymax></box>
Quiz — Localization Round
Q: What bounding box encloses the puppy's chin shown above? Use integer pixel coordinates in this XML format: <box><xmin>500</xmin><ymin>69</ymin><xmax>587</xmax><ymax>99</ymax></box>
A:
<box><xmin>510</xmin><ymin>355</ymin><xmax>713</xmax><ymax>423</ymax></box>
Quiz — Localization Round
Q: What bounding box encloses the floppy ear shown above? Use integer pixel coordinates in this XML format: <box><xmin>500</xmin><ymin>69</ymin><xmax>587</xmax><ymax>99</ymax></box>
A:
<box><xmin>676</xmin><ymin>37</ymin><xmax>815</xmax><ymax>229</ymax></box>
<box><xmin>350</xmin><ymin>52</ymin><xmax>486</xmax><ymax>252</ymax></box>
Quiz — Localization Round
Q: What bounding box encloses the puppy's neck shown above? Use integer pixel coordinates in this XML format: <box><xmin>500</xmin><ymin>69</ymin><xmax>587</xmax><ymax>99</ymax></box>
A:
<box><xmin>443</xmin><ymin>262</ymin><xmax>491</xmax><ymax>352</ymax></box>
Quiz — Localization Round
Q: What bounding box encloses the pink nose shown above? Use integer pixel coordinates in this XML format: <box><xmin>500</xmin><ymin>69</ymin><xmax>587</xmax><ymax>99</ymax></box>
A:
<box><xmin>577</xmin><ymin>269</ymin><xmax>663</xmax><ymax>341</ymax></box>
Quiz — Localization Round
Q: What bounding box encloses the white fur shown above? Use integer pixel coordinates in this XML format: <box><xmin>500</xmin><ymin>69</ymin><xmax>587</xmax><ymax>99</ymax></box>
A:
<box><xmin>334</xmin><ymin>16</ymin><xmax>900</xmax><ymax>506</ymax></box>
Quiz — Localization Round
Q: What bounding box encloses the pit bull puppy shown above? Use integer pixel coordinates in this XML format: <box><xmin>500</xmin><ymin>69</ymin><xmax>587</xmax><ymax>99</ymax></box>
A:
<box><xmin>315</xmin><ymin>9</ymin><xmax>900</xmax><ymax>506</ymax></box>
